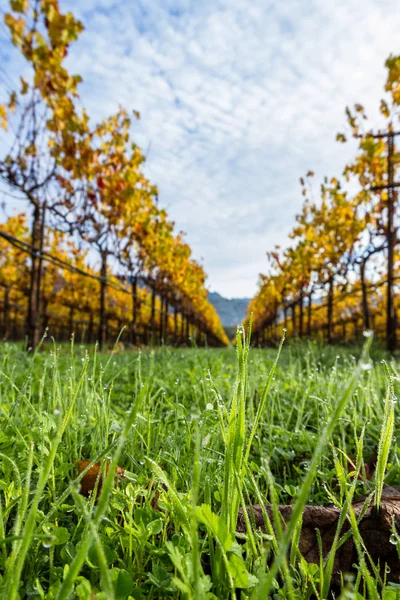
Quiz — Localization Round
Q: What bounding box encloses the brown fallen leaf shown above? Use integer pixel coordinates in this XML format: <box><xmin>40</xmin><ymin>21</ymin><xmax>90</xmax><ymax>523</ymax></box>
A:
<box><xmin>237</xmin><ymin>485</ymin><xmax>400</xmax><ymax>585</ymax></box>
<box><xmin>74</xmin><ymin>460</ymin><xmax>167</xmax><ymax>511</ymax></box>
<box><xmin>75</xmin><ymin>460</ymin><xmax>125</xmax><ymax>498</ymax></box>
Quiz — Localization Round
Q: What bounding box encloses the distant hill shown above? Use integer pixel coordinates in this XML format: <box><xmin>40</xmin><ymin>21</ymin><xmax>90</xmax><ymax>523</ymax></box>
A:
<box><xmin>208</xmin><ymin>292</ymin><xmax>250</xmax><ymax>329</ymax></box>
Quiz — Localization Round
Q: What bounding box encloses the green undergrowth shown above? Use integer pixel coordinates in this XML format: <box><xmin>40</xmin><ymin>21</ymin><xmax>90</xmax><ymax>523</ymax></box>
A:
<box><xmin>0</xmin><ymin>333</ymin><xmax>399</xmax><ymax>599</ymax></box>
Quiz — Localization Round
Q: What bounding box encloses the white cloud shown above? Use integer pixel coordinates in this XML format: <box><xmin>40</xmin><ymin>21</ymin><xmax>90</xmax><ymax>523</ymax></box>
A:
<box><xmin>1</xmin><ymin>0</ymin><xmax>400</xmax><ymax>298</ymax></box>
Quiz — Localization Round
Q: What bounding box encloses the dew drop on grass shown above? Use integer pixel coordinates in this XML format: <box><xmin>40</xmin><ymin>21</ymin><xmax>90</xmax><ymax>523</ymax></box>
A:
<box><xmin>390</xmin><ymin>533</ymin><xmax>399</xmax><ymax>545</ymax></box>
<box><xmin>360</xmin><ymin>360</ymin><xmax>373</xmax><ymax>371</ymax></box>
<box><xmin>363</xmin><ymin>330</ymin><xmax>373</xmax><ymax>338</ymax></box>
<box><xmin>53</xmin><ymin>409</ymin><xmax>61</xmax><ymax>415</ymax></box>
<box><xmin>205</xmin><ymin>403</ymin><xmax>213</xmax><ymax>411</ymax></box>
<box><xmin>385</xmin><ymin>565</ymin><xmax>391</xmax><ymax>574</ymax></box>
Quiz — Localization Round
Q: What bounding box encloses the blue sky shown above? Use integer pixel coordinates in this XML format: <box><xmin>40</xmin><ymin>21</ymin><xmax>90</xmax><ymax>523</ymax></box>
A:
<box><xmin>1</xmin><ymin>0</ymin><xmax>400</xmax><ymax>297</ymax></box>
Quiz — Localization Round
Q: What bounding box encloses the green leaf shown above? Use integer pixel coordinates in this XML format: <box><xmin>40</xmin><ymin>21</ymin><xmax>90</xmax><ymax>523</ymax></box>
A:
<box><xmin>146</xmin><ymin>518</ymin><xmax>162</xmax><ymax>536</ymax></box>
<box><xmin>110</xmin><ymin>569</ymin><xmax>134</xmax><ymax>599</ymax></box>
<box><xmin>53</xmin><ymin>527</ymin><xmax>70</xmax><ymax>546</ymax></box>
<box><xmin>227</xmin><ymin>553</ymin><xmax>258</xmax><ymax>589</ymax></box>
<box><xmin>196</xmin><ymin>504</ymin><xmax>233</xmax><ymax>551</ymax></box>
<box><xmin>129</xmin><ymin>589</ymin><xmax>144</xmax><ymax>600</ymax></box>
<box><xmin>87</xmin><ymin>541</ymin><xmax>117</xmax><ymax>568</ymax></box>
<box><xmin>75</xmin><ymin>577</ymin><xmax>91</xmax><ymax>600</ymax></box>
<box><xmin>147</xmin><ymin>563</ymin><xmax>172</xmax><ymax>589</ymax></box>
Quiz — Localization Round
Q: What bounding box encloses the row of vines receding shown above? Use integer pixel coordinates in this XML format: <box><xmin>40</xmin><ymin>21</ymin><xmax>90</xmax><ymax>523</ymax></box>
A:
<box><xmin>246</xmin><ymin>55</ymin><xmax>400</xmax><ymax>353</ymax></box>
<box><xmin>0</xmin><ymin>1</ymin><xmax>228</xmax><ymax>350</ymax></box>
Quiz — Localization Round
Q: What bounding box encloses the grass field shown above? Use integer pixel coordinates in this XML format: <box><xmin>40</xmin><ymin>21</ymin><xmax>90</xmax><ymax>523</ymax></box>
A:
<box><xmin>0</xmin><ymin>331</ymin><xmax>399</xmax><ymax>599</ymax></box>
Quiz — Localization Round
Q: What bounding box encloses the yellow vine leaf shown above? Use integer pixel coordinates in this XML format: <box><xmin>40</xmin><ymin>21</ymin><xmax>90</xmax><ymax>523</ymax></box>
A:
<box><xmin>0</xmin><ymin>105</ymin><xmax>7</xmax><ymax>130</ymax></box>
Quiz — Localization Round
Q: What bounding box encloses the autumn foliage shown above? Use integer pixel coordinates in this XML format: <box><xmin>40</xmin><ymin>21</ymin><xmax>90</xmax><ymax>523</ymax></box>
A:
<box><xmin>247</xmin><ymin>56</ymin><xmax>400</xmax><ymax>350</ymax></box>
<box><xmin>0</xmin><ymin>0</ymin><xmax>228</xmax><ymax>348</ymax></box>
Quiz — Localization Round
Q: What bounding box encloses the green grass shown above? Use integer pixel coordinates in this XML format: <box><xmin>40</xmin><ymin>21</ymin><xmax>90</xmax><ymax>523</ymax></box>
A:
<box><xmin>0</xmin><ymin>333</ymin><xmax>399</xmax><ymax>599</ymax></box>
